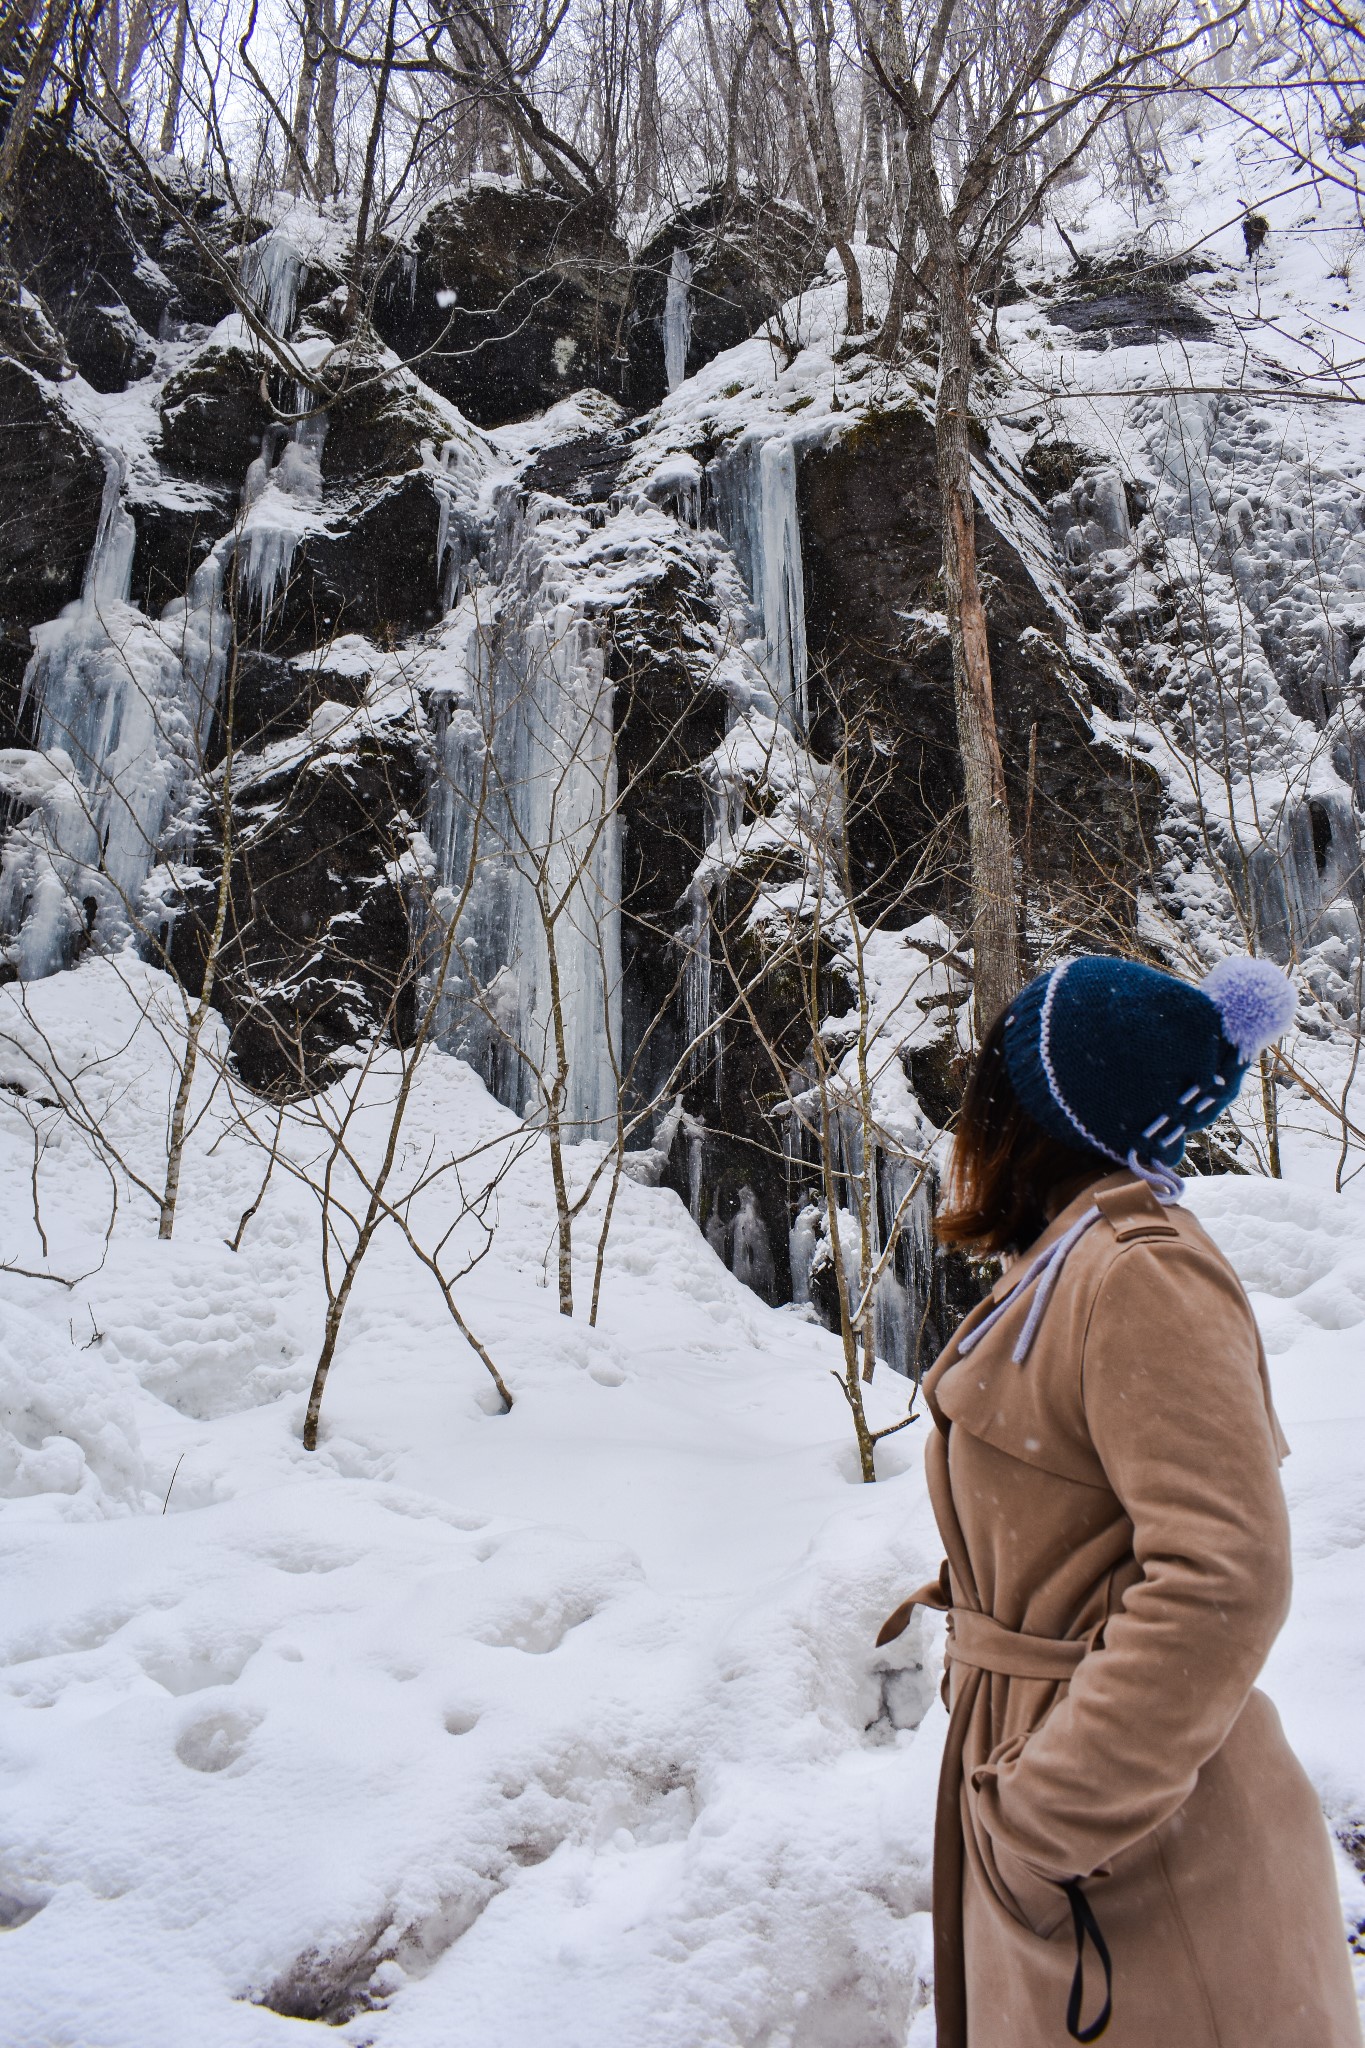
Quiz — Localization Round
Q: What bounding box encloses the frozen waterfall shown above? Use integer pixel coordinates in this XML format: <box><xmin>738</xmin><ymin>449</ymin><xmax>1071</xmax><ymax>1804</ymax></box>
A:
<box><xmin>663</xmin><ymin>245</ymin><xmax>693</xmax><ymax>394</ymax></box>
<box><xmin>709</xmin><ymin>434</ymin><xmax>808</xmax><ymax>729</ymax></box>
<box><xmin>240</xmin><ymin>231</ymin><xmax>307</xmax><ymax>339</ymax></box>
<box><xmin>0</xmin><ymin>456</ymin><xmax>231</xmax><ymax>977</ymax></box>
<box><xmin>425</xmin><ymin>517</ymin><xmax>622</xmax><ymax>1138</ymax></box>
<box><xmin>783</xmin><ymin>1084</ymin><xmax>939</xmax><ymax>1379</ymax></box>
<box><xmin>236</xmin><ymin>411</ymin><xmax>327</xmax><ymax>627</ymax></box>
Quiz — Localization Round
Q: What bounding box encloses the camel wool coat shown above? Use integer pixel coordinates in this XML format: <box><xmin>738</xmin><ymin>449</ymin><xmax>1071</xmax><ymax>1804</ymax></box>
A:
<box><xmin>882</xmin><ymin>1170</ymin><xmax>1361</xmax><ymax>2048</ymax></box>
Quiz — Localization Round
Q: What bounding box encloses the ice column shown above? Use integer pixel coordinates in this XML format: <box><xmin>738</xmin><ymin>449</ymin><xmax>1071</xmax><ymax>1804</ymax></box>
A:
<box><xmin>663</xmin><ymin>245</ymin><xmax>693</xmax><ymax>394</ymax></box>
<box><xmin>681</xmin><ymin>878</ymin><xmax>714</xmax><ymax>1089</ymax></box>
<box><xmin>426</xmin><ymin>527</ymin><xmax>622</xmax><ymax>1137</ymax></box>
<box><xmin>512</xmin><ymin>593</ymin><xmax>621</xmax><ymax>1133</ymax></box>
<box><xmin>730</xmin><ymin>1186</ymin><xmax>776</xmax><ymax>1298</ymax></box>
<box><xmin>235</xmin><ymin>410</ymin><xmax>327</xmax><ymax>628</ymax></box>
<box><xmin>0</xmin><ymin>455</ymin><xmax>230</xmax><ymax>975</ymax></box>
<box><xmin>781</xmin><ymin>1088</ymin><xmax>939</xmax><ymax>1376</ymax></box>
<box><xmin>240</xmin><ymin>231</ymin><xmax>306</xmax><ymax>339</ymax></box>
<box><xmin>710</xmin><ymin>433</ymin><xmax>808</xmax><ymax>729</ymax></box>
<box><xmin>434</xmin><ymin>437</ymin><xmax>478</xmax><ymax>609</ymax></box>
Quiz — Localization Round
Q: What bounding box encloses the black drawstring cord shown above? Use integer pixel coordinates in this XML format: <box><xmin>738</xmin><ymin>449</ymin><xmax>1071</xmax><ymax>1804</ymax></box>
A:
<box><xmin>1062</xmin><ymin>1879</ymin><xmax>1113</xmax><ymax>2042</ymax></box>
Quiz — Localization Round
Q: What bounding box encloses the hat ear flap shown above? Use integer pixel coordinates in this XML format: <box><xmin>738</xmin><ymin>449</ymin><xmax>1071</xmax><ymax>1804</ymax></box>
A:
<box><xmin>1200</xmin><ymin>956</ymin><xmax>1296</xmax><ymax>1063</ymax></box>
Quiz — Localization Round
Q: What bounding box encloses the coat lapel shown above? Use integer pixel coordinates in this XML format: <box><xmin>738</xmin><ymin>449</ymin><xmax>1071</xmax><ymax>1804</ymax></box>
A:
<box><xmin>924</xmin><ymin>1170</ymin><xmax>1136</xmax><ymax>1426</ymax></box>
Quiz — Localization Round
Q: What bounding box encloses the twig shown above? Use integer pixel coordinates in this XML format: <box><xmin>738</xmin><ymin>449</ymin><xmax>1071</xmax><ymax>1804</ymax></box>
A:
<box><xmin>162</xmin><ymin>1453</ymin><xmax>186</xmax><ymax>1514</ymax></box>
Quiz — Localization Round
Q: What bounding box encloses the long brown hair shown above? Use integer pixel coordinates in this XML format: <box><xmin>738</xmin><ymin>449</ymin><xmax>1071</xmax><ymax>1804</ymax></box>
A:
<box><xmin>935</xmin><ymin>1007</ymin><xmax>1106</xmax><ymax>1256</ymax></box>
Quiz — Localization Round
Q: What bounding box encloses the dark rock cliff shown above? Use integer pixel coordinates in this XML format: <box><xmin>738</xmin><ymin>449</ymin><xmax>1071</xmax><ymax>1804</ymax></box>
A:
<box><xmin>373</xmin><ymin>185</ymin><xmax>631</xmax><ymax>427</ymax></box>
<box><xmin>624</xmin><ymin>191</ymin><xmax>826</xmax><ymax>412</ymax></box>
<box><xmin>0</xmin><ymin>357</ymin><xmax>105</xmax><ymax>730</ymax></box>
<box><xmin>798</xmin><ymin>409</ymin><xmax>1161</xmax><ymax>946</ymax></box>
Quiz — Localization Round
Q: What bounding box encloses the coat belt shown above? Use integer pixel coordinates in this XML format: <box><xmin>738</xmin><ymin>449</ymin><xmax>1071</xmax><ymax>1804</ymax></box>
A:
<box><xmin>948</xmin><ymin>1607</ymin><xmax>1089</xmax><ymax>1682</ymax></box>
<box><xmin>876</xmin><ymin>1570</ymin><xmax>1092</xmax><ymax>1678</ymax></box>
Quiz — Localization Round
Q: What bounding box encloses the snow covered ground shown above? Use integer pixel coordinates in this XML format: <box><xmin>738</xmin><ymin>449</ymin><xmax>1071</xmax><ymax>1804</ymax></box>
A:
<box><xmin>0</xmin><ymin>958</ymin><xmax>1360</xmax><ymax>2046</ymax></box>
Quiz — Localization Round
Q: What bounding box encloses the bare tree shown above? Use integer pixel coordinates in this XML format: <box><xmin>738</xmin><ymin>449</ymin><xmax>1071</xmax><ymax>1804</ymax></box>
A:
<box><xmin>865</xmin><ymin>0</ymin><xmax>1239</xmax><ymax>1029</ymax></box>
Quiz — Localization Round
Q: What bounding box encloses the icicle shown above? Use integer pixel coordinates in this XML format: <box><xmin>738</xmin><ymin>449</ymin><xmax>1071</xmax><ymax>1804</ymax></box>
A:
<box><xmin>682</xmin><ymin>878</ymin><xmax>714</xmax><ymax>1086</ymax></box>
<box><xmin>240</xmin><ymin>232</ymin><xmax>305</xmax><ymax>339</ymax></box>
<box><xmin>424</xmin><ymin>504</ymin><xmax>624</xmax><ymax>1137</ymax></box>
<box><xmin>434</xmin><ymin>440</ymin><xmax>474</xmax><ymax>608</ymax></box>
<box><xmin>756</xmin><ymin>439</ymin><xmax>808</xmax><ymax>730</ymax></box>
<box><xmin>685</xmin><ymin>1114</ymin><xmax>705</xmax><ymax>1224</ymax></box>
<box><xmin>730</xmin><ymin>1185</ymin><xmax>775</xmax><ymax>1298</ymax></box>
<box><xmin>709</xmin><ymin>433</ymin><xmax>808</xmax><ymax>730</ymax></box>
<box><xmin>0</xmin><ymin>453</ymin><xmax>231</xmax><ymax>977</ymax></box>
<box><xmin>788</xmin><ymin>1201</ymin><xmax>820</xmax><ymax>1306</ymax></box>
<box><xmin>663</xmin><ymin>245</ymin><xmax>693</xmax><ymax>394</ymax></box>
<box><xmin>242</xmin><ymin>429</ymin><xmax>278</xmax><ymax>510</ymax></box>
<box><xmin>235</xmin><ymin>408</ymin><xmax>327</xmax><ymax>627</ymax></box>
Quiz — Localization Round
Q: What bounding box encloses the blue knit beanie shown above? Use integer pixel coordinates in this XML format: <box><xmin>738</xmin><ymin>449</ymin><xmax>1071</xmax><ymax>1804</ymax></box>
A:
<box><xmin>1002</xmin><ymin>955</ymin><xmax>1297</xmax><ymax>1169</ymax></box>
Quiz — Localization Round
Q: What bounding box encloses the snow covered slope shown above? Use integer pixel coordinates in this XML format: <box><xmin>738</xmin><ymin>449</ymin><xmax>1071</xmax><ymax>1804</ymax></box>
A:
<box><xmin>0</xmin><ymin>958</ymin><xmax>1361</xmax><ymax>2045</ymax></box>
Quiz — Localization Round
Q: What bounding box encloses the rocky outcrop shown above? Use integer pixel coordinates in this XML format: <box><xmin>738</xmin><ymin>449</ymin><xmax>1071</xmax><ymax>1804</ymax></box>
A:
<box><xmin>0</xmin><ymin>250</ymin><xmax>72</xmax><ymax>379</ymax></box>
<box><xmin>300</xmin><ymin>473</ymin><xmax>452</xmax><ymax>642</ymax></box>
<box><xmin>1045</xmin><ymin>250</ymin><xmax>1215</xmax><ymax>351</ymax></box>
<box><xmin>797</xmin><ymin>407</ymin><xmax>1161</xmax><ymax>946</ymax></box>
<box><xmin>237</xmin><ymin>472</ymin><xmax>452</xmax><ymax>660</ymax></box>
<box><xmin>373</xmin><ymin>185</ymin><xmax>630</xmax><ymax>427</ymax></box>
<box><xmin>2</xmin><ymin>115</ymin><xmax>170</xmax><ymax>387</ymax></box>
<box><xmin>624</xmin><ymin>192</ymin><xmax>825</xmax><ymax>411</ymax></box>
<box><xmin>0</xmin><ymin>122</ymin><xmax>1266</xmax><ymax>1353</ymax></box>
<box><xmin>165</xmin><ymin>686</ymin><xmax>431</xmax><ymax>1092</ymax></box>
<box><xmin>127</xmin><ymin>488</ymin><xmax>234</xmax><ymax>619</ymax></box>
<box><xmin>1036</xmin><ymin>420</ymin><xmax>1365</xmax><ymax>986</ymax></box>
<box><xmin>302</xmin><ymin>326</ymin><xmax>459</xmax><ymax>482</ymax></box>
<box><xmin>0</xmin><ymin>360</ymin><xmax>105</xmax><ymax>735</ymax></box>
<box><xmin>158</xmin><ymin>336</ymin><xmax>273</xmax><ymax>482</ymax></box>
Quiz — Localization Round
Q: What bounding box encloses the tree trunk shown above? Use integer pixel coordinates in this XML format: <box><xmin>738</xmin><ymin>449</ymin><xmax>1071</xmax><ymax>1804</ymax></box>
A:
<box><xmin>160</xmin><ymin>641</ymin><xmax>237</xmax><ymax>1240</ymax></box>
<box><xmin>0</xmin><ymin>0</ymin><xmax>39</xmax><ymax>76</ymax></box>
<box><xmin>858</xmin><ymin>8</ymin><xmax>890</xmax><ymax>246</ymax></box>
<box><xmin>115</xmin><ymin>0</ymin><xmax>152</xmax><ymax>103</ymax></box>
<box><xmin>898</xmin><ymin>93</ymin><xmax>1020</xmax><ymax>1031</ymax></box>
<box><xmin>347</xmin><ymin>0</ymin><xmax>399</xmax><ymax>322</ymax></box>
<box><xmin>1259</xmin><ymin>1049</ymin><xmax>1282</xmax><ymax>1178</ymax></box>
<box><xmin>304</xmin><ymin>1277</ymin><xmax>360</xmax><ymax>1449</ymax></box>
<box><xmin>284</xmin><ymin>0</ymin><xmax>322</xmax><ymax>196</ymax></box>
<box><xmin>935</xmin><ymin>255</ymin><xmax>1021</xmax><ymax>1033</ymax></box>
<box><xmin>807</xmin><ymin>0</ymin><xmax>864</xmax><ymax>329</ymax></box>
<box><xmin>632</xmin><ymin>0</ymin><xmax>662</xmax><ymax>211</ymax></box>
<box><xmin>313</xmin><ymin>0</ymin><xmax>340</xmax><ymax>196</ymax></box>
<box><xmin>0</xmin><ymin>0</ymin><xmax>76</xmax><ymax>220</ymax></box>
<box><xmin>543</xmin><ymin>915</ymin><xmax>575</xmax><ymax>1316</ymax></box>
<box><xmin>720</xmin><ymin>19</ymin><xmax>758</xmax><ymax>197</ymax></box>
<box><xmin>158</xmin><ymin>0</ymin><xmax>188</xmax><ymax>154</ymax></box>
<box><xmin>876</xmin><ymin>202</ymin><xmax>919</xmax><ymax>352</ymax></box>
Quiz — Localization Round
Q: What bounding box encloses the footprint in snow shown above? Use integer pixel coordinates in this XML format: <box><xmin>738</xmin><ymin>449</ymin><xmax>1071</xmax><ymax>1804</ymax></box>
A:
<box><xmin>175</xmin><ymin>1704</ymin><xmax>261</xmax><ymax>1774</ymax></box>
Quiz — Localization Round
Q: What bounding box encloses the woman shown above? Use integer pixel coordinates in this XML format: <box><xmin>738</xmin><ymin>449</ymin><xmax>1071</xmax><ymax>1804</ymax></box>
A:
<box><xmin>878</xmin><ymin>954</ymin><xmax>1362</xmax><ymax>2047</ymax></box>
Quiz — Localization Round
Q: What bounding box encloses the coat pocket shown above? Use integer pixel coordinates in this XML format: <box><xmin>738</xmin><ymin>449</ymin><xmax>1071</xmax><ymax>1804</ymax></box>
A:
<box><xmin>982</xmin><ymin>1834</ymin><xmax>1071</xmax><ymax>1940</ymax></box>
<box><xmin>968</xmin><ymin>1735</ymin><xmax>1072</xmax><ymax>1940</ymax></box>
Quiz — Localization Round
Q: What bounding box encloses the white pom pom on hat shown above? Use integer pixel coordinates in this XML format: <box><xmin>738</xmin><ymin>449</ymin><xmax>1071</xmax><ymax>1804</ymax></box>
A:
<box><xmin>1200</xmin><ymin>955</ymin><xmax>1297</xmax><ymax>1062</ymax></box>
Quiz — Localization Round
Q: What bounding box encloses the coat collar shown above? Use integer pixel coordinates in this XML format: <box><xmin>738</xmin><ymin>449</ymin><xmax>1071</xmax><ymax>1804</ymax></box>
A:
<box><xmin>983</xmin><ymin>1168</ymin><xmax>1140</xmax><ymax>1304</ymax></box>
<box><xmin>923</xmin><ymin>1169</ymin><xmax>1158</xmax><ymax>1429</ymax></box>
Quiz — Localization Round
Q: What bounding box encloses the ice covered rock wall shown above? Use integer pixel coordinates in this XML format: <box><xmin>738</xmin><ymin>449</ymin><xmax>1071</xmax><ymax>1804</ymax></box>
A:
<box><xmin>8</xmin><ymin>118</ymin><xmax>1359</xmax><ymax>1368</ymax></box>
<box><xmin>424</xmin><ymin>504</ymin><xmax>623</xmax><ymax>1137</ymax></box>
<box><xmin>0</xmin><ymin>453</ymin><xmax>230</xmax><ymax>977</ymax></box>
<box><xmin>1044</xmin><ymin>387</ymin><xmax>1365</xmax><ymax>1010</ymax></box>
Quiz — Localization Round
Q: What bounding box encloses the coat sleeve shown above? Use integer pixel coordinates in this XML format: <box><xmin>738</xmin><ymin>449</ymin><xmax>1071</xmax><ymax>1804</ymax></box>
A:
<box><xmin>971</xmin><ymin>1234</ymin><xmax>1293</xmax><ymax>1884</ymax></box>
